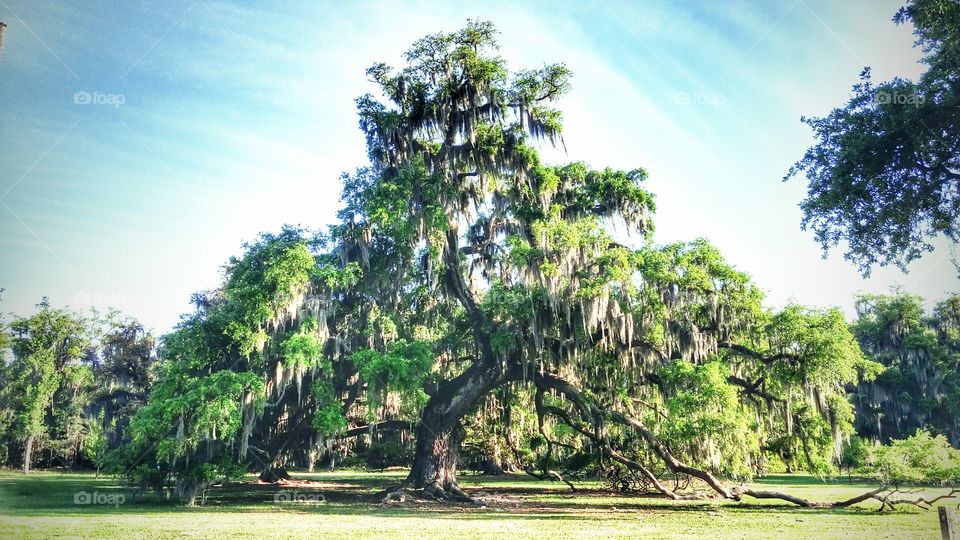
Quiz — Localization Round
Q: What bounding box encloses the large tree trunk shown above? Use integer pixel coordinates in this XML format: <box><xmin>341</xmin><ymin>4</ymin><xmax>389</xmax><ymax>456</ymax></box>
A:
<box><xmin>399</xmin><ymin>355</ymin><xmax>510</xmax><ymax>500</ymax></box>
<box><xmin>393</xmin><ymin>229</ymin><xmax>515</xmax><ymax>501</ymax></box>
<box><xmin>22</xmin><ymin>436</ymin><xmax>34</xmax><ymax>475</ymax></box>
<box><xmin>407</xmin><ymin>418</ymin><xmax>467</xmax><ymax>498</ymax></box>
<box><xmin>477</xmin><ymin>451</ymin><xmax>506</xmax><ymax>476</ymax></box>
<box><xmin>175</xmin><ymin>478</ymin><xmax>209</xmax><ymax>506</ymax></box>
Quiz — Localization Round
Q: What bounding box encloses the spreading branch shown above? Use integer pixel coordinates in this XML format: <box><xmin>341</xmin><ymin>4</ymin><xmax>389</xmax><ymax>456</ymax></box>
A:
<box><xmin>528</xmin><ymin>370</ymin><xmax>958</xmax><ymax>510</ymax></box>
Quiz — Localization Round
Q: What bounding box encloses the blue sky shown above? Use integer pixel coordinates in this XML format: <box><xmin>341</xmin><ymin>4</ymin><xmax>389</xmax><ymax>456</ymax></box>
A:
<box><xmin>0</xmin><ymin>0</ymin><xmax>955</xmax><ymax>333</ymax></box>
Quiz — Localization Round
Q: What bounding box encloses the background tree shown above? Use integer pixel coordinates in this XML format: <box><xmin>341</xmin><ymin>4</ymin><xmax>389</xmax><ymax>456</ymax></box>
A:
<box><xmin>89</xmin><ymin>315</ymin><xmax>156</xmax><ymax>451</ymax></box>
<box><xmin>851</xmin><ymin>291</ymin><xmax>960</xmax><ymax>445</ymax></box>
<box><xmin>109</xmin><ymin>227</ymin><xmax>381</xmax><ymax>502</ymax></box>
<box><xmin>0</xmin><ymin>291</ymin><xmax>13</xmax><ymax>465</ymax></box>
<box><xmin>855</xmin><ymin>431</ymin><xmax>960</xmax><ymax>510</ymax></box>
<box><xmin>0</xmin><ymin>301</ymin><xmax>154</xmax><ymax>473</ymax></box>
<box><xmin>786</xmin><ymin>0</ymin><xmax>960</xmax><ymax>274</ymax></box>
<box><xmin>5</xmin><ymin>300</ymin><xmax>88</xmax><ymax>473</ymax></box>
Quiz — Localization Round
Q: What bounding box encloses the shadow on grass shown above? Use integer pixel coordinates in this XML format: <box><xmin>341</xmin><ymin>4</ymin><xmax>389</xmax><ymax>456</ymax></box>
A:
<box><xmin>0</xmin><ymin>470</ymin><xmax>928</xmax><ymax>521</ymax></box>
<box><xmin>752</xmin><ymin>474</ymin><xmax>874</xmax><ymax>487</ymax></box>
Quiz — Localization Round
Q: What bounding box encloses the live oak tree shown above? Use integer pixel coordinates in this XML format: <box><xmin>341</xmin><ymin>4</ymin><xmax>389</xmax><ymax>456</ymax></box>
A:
<box><xmin>89</xmin><ymin>315</ymin><xmax>156</xmax><ymax>454</ymax></box>
<box><xmin>335</xmin><ymin>20</ymin><xmax>883</xmax><ymax>502</ymax></box>
<box><xmin>114</xmin><ymin>20</ymin><xmax>916</xmax><ymax>507</ymax></box>
<box><xmin>786</xmin><ymin>0</ymin><xmax>960</xmax><ymax>274</ymax></box>
<box><xmin>113</xmin><ymin>229</ymin><xmax>311</xmax><ymax>500</ymax></box>
<box><xmin>111</xmin><ymin>227</ymin><xmax>393</xmax><ymax>501</ymax></box>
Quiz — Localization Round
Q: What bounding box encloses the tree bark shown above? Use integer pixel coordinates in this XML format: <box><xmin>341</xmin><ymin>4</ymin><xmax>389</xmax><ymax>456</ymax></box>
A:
<box><xmin>22</xmin><ymin>436</ymin><xmax>34</xmax><ymax>475</ymax></box>
<box><xmin>406</xmin><ymin>418</ymin><xmax>468</xmax><ymax>498</ymax></box>
<box><xmin>401</xmin><ymin>354</ymin><xmax>509</xmax><ymax>500</ymax></box>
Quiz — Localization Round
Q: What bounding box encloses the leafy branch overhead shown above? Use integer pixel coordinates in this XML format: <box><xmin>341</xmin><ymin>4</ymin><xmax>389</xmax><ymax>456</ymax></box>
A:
<box><xmin>786</xmin><ymin>0</ymin><xmax>960</xmax><ymax>274</ymax></box>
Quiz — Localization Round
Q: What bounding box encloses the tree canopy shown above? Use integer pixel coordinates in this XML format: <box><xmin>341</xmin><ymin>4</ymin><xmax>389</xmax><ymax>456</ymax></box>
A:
<box><xmin>786</xmin><ymin>0</ymin><xmax>960</xmax><ymax>274</ymax></box>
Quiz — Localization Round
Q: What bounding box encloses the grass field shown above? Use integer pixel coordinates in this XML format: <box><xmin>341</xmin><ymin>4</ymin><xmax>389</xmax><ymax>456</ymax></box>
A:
<box><xmin>0</xmin><ymin>470</ymin><xmax>951</xmax><ymax>539</ymax></box>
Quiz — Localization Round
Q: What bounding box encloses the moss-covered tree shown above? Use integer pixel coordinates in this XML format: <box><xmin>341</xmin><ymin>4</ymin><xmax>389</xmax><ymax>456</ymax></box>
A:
<box><xmin>115</xmin><ymin>20</ymin><xmax>956</xmax><ymax>510</ymax></box>
<box><xmin>324</xmin><ymin>20</ymin><xmax>879</xmax><ymax>502</ymax></box>
<box><xmin>852</xmin><ymin>292</ymin><xmax>960</xmax><ymax>445</ymax></box>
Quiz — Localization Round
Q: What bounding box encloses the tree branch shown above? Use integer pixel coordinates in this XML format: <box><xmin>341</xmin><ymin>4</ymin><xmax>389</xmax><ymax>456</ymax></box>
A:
<box><xmin>718</xmin><ymin>341</ymin><xmax>799</xmax><ymax>365</ymax></box>
<box><xmin>340</xmin><ymin>420</ymin><xmax>414</xmax><ymax>439</ymax></box>
<box><xmin>727</xmin><ymin>375</ymin><xmax>783</xmax><ymax>403</ymax></box>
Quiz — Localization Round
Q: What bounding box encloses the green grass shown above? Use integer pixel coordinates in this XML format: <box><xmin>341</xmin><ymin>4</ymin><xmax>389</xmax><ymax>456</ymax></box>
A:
<box><xmin>0</xmin><ymin>470</ymin><xmax>949</xmax><ymax>539</ymax></box>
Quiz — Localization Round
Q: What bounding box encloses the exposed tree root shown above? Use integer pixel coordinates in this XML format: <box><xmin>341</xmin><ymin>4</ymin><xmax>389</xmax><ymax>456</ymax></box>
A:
<box><xmin>382</xmin><ymin>481</ymin><xmax>475</xmax><ymax>504</ymax></box>
<box><xmin>257</xmin><ymin>467</ymin><xmax>294</xmax><ymax>483</ymax></box>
